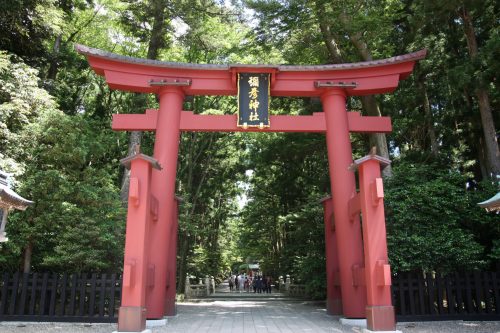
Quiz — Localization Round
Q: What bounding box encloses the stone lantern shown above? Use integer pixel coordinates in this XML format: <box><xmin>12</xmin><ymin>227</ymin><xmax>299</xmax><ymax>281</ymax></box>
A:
<box><xmin>0</xmin><ymin>171</ymin><xmax>33</xmax><ymax>242</ymax></box>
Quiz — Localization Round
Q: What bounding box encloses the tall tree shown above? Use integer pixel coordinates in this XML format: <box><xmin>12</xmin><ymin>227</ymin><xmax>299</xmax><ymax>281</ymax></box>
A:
<box><xmin>0</xmin><ymin>0</ymin><xmax>64</xmax><ymax>65</ymax></box>
<box><xmin>119</xmin><ymin>0</ymin><xmax>172</xmax><ymax>203</ymax></box>
<box><xmin>458</xmin><ymin>5</ymin><xmax>499</xmax><ymax>177</ymax></box>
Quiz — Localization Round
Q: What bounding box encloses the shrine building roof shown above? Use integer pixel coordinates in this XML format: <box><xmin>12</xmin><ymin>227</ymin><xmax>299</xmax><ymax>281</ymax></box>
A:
<box><xmin>478</xmin><ymin>192</ymin><xmax>500</xmax><ymax>212</ymax></box>
<box><xmin>0</xmin><ymin>172</ymin><xmax>33</xmax><ymax>210</ymax></box>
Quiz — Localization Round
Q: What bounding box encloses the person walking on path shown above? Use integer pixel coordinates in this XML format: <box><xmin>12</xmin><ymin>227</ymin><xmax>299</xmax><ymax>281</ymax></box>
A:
<box><xmin>235</xmin><ymin>275</ymin><xmax>239</xmax><ymax>292</ymax></box>
<box><xmin>228</xmin><ymin>275</ymin><xmax>234</xmax><ymax>292</ymax></box>
<box><xmin>238</xmin><ymin>273</ymin><xmax>245</xmax><ymax>293</ymax></box>
<box><xmin>256</xmin><ymin>276</ymin><xmax>262</xmax><ymax>293</ymax></box>
<box><xmin>266</xmin><ymin>276</ymin><xmax>272</xmax><ymax>293</ymax></box>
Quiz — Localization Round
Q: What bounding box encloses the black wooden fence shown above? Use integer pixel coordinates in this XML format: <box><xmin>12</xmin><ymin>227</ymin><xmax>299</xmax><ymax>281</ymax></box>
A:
<box><xmin>392</xmin><ymin>271</ymin><xmax>500</xmax><ymax>321</ymax></box>
<box><xmin>0</xmin><ymin>272</ymin><xmax>121</xmax><ymax>322</ymax></box>
<box><xmin>0</xmin><ymin>270</ymin><xmax>499</xmax><ymax>322</ymax></box>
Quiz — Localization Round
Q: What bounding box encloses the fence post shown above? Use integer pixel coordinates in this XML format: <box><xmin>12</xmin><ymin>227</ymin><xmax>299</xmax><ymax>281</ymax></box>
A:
<box><xmin>205</xmin><ymin>276</ymin><xmax>210</xmax><ymax>296</ymax></box>
<box><xmin>184</xmin><ymin>275</ymin><xmax>190</xmax><ymax>299</ymax></box>
<box><xmin>285</xmin><ymin>275</ymin><xmax>290</xmax><ymax>292</ymax></box>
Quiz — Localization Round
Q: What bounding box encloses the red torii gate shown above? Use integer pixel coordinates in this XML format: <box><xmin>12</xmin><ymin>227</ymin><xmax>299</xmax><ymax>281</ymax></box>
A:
<box><xmin>76</xmin><ymin>44</ymin><xmax>425</xmax><ymax>332</ymax></box>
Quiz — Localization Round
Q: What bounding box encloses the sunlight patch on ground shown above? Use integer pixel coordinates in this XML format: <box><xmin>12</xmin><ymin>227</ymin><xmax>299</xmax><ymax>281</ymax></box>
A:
<box><xmin>182</xmin><ymin>300</ymin><xmax>267</xmax><ymax>308</ymax></box>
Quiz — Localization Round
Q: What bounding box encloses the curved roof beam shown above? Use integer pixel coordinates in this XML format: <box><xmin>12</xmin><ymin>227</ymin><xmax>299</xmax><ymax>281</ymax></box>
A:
<box><xmin>76</xmin><ymin>44</ymin><xmax>426</xmax><ymax>97</ymax></box>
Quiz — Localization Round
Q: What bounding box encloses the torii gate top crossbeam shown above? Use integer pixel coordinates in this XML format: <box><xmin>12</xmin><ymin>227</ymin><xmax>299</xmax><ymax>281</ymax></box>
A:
<box><xmin>76</xmin><ymin>44</ymin><xmax>426</xmax><ymax>97</ymax></box>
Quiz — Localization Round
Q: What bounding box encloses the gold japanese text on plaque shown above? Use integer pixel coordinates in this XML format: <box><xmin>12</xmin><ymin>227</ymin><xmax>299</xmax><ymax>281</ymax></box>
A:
<box><xmin>237</xmin><ymin>73</ymin><xmax>270</xmax><ymax>128</ymax></box>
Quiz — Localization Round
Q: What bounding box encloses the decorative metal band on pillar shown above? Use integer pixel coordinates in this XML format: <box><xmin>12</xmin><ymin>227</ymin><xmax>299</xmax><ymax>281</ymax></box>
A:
<box><xmin>321</xmin><ymin>88</ymin><xmax>367</xmax><ymax>318</ymax></box>
<box><xmin>146</xmin><ymin>87</ymin><xmax>184</xmax><ymax>319</ymax></box>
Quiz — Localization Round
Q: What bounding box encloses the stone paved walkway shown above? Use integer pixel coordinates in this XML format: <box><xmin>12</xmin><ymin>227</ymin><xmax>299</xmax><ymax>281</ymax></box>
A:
<box><xmin>1</xmin><ymin>300</ymin><xmax>499</xmax><ymax>333</ymax></box>
<box><xmin>0</xmin><ymin>282</ymin><xmax>499</xmax><ymax>332</ymax></box>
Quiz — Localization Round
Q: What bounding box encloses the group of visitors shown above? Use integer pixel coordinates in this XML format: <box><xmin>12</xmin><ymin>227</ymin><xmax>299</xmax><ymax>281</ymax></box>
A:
<box><xmin>228</xmin><ymin>273</ymin><xmax>273</xmax><ymax>293</ymax></box>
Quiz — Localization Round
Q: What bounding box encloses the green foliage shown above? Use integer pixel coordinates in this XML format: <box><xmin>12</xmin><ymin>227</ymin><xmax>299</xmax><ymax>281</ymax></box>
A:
<box><xmin>0</xmin><ymin>52</ymin><xmax>56</xmax><ymax>174</ymax></box>
<box><xmin>0</xmin><ymin>53</ymin><xmax>124</xmax><ymax>272</ymax></box>
<box><xmin>385</xmin><ymin>162</ymin><xmax>498</xmax><ymax>273</ymax></box>
<box><xmin>0</xmin><ymin>0</ymin><xmax>64</xmax><ymax>63</ymax></box>
<box><xmin>2</xmin><ymin>109</ymin><xmax>125</xmax><ymax>272</ymax></box>
<box><xmin>237</xmin><ymin>131</ymin><xmax>329</xmax><ymax>297</ymax></box>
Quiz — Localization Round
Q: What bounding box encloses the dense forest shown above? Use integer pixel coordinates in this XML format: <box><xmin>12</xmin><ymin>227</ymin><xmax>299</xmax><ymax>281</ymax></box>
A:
<box><xmin>0</xmin><ymin>0</ymin><xmax>498</xmax><ymax>298</ymax></box>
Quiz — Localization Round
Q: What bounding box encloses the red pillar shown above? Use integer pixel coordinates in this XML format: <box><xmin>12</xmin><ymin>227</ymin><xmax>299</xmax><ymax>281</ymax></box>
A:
<box><xmin>164</xmin><ymin>197</ymin><xmax>180</xmax><ymax>316</ymax></box>
<box><xmin>322</xmin><ymin>88</ymin><xmax>366</xmax><ymax>318</ymax></box>
<box><xmin>146</xmin><ymin>87</ymin><xmax>184</xmax><ymax>319</ymax></box>
<box><xmin>118</xmin><ymin>153</ymin><xmax>160</xmax><ymax>332</ymax></box>
<box><xmin>320</xmin><ymin>196</ymin><xmax>342</xmax><ymax>315</ymax></box>
<box><xmin>355</xmin><ymin>155</ymin><xmax>395</xmax><ymax>331</ymax></box>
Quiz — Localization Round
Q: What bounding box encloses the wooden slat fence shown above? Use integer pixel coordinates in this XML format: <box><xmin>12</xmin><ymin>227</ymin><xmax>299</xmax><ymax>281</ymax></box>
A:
<box><xmin>1</xmin><ymin>270</ymin><xmax>499</xmax><ymax>322</ymax></box>
<box><xmin>392</xmin><ymin>271</ymin><xmax>500</xmax><ymax>321</ymax></box>
<box><xmin>0</xmin><ymin>272</ymin><xmax>121</xmax><ymax>322</ymax></box>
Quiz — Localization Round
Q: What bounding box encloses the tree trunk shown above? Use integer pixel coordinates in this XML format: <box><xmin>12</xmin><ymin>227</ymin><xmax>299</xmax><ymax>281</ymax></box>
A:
<box><xmin>46</xmin><ymin>4</ymin><xmax>102</xmax><ymax>82</ymax></box>
<box><xmin>417</xmin><ymin>78</ymin><xmax>439</xmax><ymax>157</ymax></box>
<box><xmin>314</xmin><ymin>1</ymin><xmax>343</xmax><ymax>64</ymax></box>
<box><xmin>314</xmin><ymin>3</ymin><xmax>393</xmax><ymax>177</ymax></box>
<box><xmin>360</xmin><ymin>96</ymin><xmax>392</xmax><ymax>177</ymax></box>
<box><xmin>461</xmin><ymin>7</ymin><xmax>500</xmax><ymax>177</ymax></box>
<box><xmin>46</xmin><ymin>34</ymin><xmax>62</xmax><ymax>81</ymax></box>
<box><xmin>477</xmin><ymin>136</ymin><xmax>489</xmax><ymax>181</ymax></box>
<box><xmin>120</xmin><ymin>0</ymin><xmax>169</xmax><ymax>205</ymax></box>
<box><xmin>177</xmin><ymin>230</ymin><xmax>190</xmax><ymax>293</ymax></box>
<box><xmin>23</xmin><ymin>241</ymin><xmax>33</xmax><ymax>273</ymax></box>
<box><xmin>120</xmin><ymin>130</ymin><xmax>143</xmax><ymax>204</ymax></box>
<box><xmin>337</xmin><ymin>10</ymin><xmax>393</xmax><ymax>176</ymax></box>
<box><xmin>147</xmin><ymin>0</ymin><xmax>167</xmax><ymax>60</ymax></box>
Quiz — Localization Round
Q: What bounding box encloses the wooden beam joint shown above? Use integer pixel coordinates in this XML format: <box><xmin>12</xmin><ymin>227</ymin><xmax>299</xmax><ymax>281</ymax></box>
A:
<box><xmin>149</xmin><ymin>79</ymin><xmax>191</xmax><ymax>86</ymax></box>
<box><xmin>315</xmin><ymin>81</ymin><xmax>358</xmax><ymax>88</ymax></box>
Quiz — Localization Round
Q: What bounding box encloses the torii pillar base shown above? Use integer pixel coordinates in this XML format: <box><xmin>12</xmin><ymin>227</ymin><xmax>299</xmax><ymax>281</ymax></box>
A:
<box><xmin>328</xmin><ymin>299</ymin><xmax>343</xmax><ymax>316</ymax></box>
<box><xmin>362</xmin><ymin>329</ymin><xmax>401</xmax><ymax>333</ymax></box>
<box><xmin>117</xmin><ymin>307</ymin><xmax>148</xmax><ymax>333</ymax></box>
<box><xmin>366</xmin><ymin>306</ymin><xmax>397</xmax><ymax>332</ymax></box>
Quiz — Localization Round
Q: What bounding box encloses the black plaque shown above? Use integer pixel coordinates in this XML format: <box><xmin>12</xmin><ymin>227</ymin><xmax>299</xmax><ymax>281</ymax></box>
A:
<box><xmin>237</xmin><ymin>73</ymin><xmax>270</xmax><ymax>128</ymax></box>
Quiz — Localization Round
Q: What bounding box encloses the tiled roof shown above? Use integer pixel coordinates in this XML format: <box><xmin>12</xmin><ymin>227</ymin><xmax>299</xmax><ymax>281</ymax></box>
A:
<box><xmin>75</xmin><ymin>44</ymin><xmax>427</xmax><ymax>72</ymax></box>
<box><xmin>478</xmin><ymin>192</ymin><xmax>500</xmax><ymax>212</ymax></box>
<box><xmin>0</xmin><ymin>186</ymin><xmax>33</xmax><ymax>210</ymax></box>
